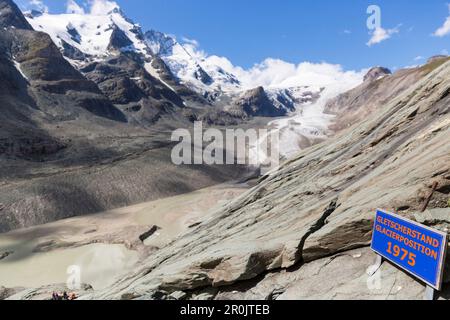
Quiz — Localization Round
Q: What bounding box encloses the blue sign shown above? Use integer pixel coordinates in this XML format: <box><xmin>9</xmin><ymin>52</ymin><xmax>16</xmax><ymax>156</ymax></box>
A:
<box><xmin>371</xmin><ymin>209</ymin><xmax>448</xmax><ymax>290</ymax></box>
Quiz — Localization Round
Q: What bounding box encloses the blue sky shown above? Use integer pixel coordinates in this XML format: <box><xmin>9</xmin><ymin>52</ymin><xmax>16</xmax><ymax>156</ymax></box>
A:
<box><xmin>17</xmin><ymin>0</ymin><xmax>450</xmax><ymax>71</ymax></box>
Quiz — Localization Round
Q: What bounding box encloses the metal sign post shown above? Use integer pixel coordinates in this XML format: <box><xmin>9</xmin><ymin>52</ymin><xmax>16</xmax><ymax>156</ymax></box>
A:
<box><xmin>367</xmin><ymin>255</ymin><xmax>383</xmax><ymax>277</ymax></box>
<box><xmin>424</xmin><ymin>285</ymin><xmax>435</xmax><ymax>301</ymax></box>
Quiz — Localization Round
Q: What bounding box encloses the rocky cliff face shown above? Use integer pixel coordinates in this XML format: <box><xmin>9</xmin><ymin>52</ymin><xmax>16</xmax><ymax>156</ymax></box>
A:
<box><xmin>80</xmin><ymin>53</ymin><xmax>187</xmax><ymax>125</ymax></box>
<box><xmin>232</xmin><ymin>86</ymin><xmax>292</xmax><ymax>117</ymax></box>
<box><xmin>363</xmin><ymin>66</ymin><xmax>392</xmax><ymax>83</ymax></box>
<box><xmin>0</xmin><ymin>0</ymin><xmax>32</xmax><ymax>29</ymax></box>
<box><xmin>0</xmin><ymin>9</ymin><xmax>127</xmax><ymax>162</ymax></box>
<box><xmin>88</xmin><ymin>59</ymin><xmax>450</xmax><ymax>300</ymax></box>
<box><xmin>199</xmin><ymin>85</ymin><xmax>317</xmax><ymax>125</ymax></box>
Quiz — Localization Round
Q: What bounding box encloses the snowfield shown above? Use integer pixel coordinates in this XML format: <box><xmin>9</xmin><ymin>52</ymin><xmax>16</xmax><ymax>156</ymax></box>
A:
<box><xmin>27</xmin><ymin>10</ymin><xmax>147</xmax><ymax>57</ymax></box>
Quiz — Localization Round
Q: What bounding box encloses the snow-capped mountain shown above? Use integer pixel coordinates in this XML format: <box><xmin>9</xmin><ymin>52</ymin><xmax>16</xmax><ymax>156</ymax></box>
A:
<box><xmin>25</xmin><ymin>8</ymin><xmax>240</xmax><ymax>95</ymax></box>
<box><xmin>24</xmin><ymin>7</ymin><xmax>322</xmax><ymax>115</ymax></box>
<box><xmin>26</xmin><ymin>8</ymin><xmax>148</xmax><ymax>61</ymax></box>
<box><xmin>145</xmin><ymin>30</ymin><xmax>242</xmax><ymax>96</ymax></box>
<box><xmin>145</xmin><ymin>31</ymin><xmax>210</xmax><ymax>86</ymax></box>
<box><xmin>25</xmin><ymin>9</ymin><xmax>237</xmax><ymax>104</ymax></box>
<box><xmin>22</xmin><ymin>1</ymin><xmax>365</xmax><ymax>135</ymax></box>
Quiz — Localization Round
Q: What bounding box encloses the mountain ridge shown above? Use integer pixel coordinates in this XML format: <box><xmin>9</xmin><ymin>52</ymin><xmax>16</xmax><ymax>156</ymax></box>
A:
<box><xmin>24</xmin><ymin>7</ymin><xmax>353</xmax><ymax>120</ymax></box>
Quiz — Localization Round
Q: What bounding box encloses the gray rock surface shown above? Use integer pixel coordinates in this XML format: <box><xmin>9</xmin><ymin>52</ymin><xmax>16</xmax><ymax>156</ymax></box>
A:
<box><xmin>0</xmin><ymin>0</ymin><xmax>33</xmax><ymax>30</ymax></box>
<box><xmin>81</xmin><ymin>53</ymin><xmax>185</xmax><ymax>125</ymax></box>
<box><xmin>232</xmin><ymin>86</ymin><xmax>291</xmax><ymax>117</ymax></box>
<box><xmin>107</xmin><ymin>25</ymin><xmax>133</xmax><ymax>52</ymax></box>
<box><xmin>215</xmin><ymin>248</ymin><xmax>433</xmax><ymax>300</ymax></box>
<box><xmin>325</xmin><ymin>58</ymin><xmax>450</xmax><ymax>131</ymax></box>
<box><xmin>0</xmin><ymin>251</ymin><xmax>13</xmax><ymax>260</ymax></box>
<box><xmin>88</xmin><ymin>59</ymin><xmax>450</xmax><ymax>300</ymax></box>
<box><xmin>363</xmin><ymin>66</ymin><xmax>392</xmax><ymax>83</ymax></box>
<box><xmin>0</xmin><ymin>286</ymin><xmax>24</xmax><ymax>300</ymax></box>
<box><xmin>428</xmin><ymin>55</ymin><xmax>449</xmax><ymax>64</ymax></box>
<box><xmin>2</xmin><ymin>0</ymin><xmax>449</xmax><ymax>301</ymax></box>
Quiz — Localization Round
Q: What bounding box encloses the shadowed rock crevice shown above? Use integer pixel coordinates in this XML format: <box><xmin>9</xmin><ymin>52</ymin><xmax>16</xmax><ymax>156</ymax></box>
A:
<box><xmin>295</xmin><ymin>198</ymin><xmax>341</xmax><ymax>264</ymax></box>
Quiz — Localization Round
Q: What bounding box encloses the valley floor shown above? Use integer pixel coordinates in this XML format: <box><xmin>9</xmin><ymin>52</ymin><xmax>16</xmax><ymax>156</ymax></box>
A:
<box><xmin>0</xmin><ymin>182</ymin><xmax>251</xmax><ymax>292</ymax></box>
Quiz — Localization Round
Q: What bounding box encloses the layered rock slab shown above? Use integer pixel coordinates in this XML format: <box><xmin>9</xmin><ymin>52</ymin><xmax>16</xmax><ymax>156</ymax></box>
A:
<box><xmin>87</xmin><ymin>61</ymin><xmax>450</xmax><ymax>300</ymax></box>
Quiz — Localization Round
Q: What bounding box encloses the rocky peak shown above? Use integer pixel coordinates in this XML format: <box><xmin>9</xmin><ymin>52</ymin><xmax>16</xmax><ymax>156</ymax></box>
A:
<box><xmin>145</xmin><ymin>29</ymin><xmax>215</xmax><ymax>87</ymax></box>
<box><xmin>363</xmin><ymin>66</ymin><xmax>392</xmax><ymax>83</ymax></box>
<box><xmin>242</xmin><ymin>86</ymin><xmax>266</xmax><ymax>99</ymax></box>
<box><xmin>23</xmin><ymin>9</ymin><xmax>43</xmax><ymax>19</ymax></box>
<box><xmin>234</xmin><ymin>86</ymin><xmax>287</xmax><ymax>117</ymax></box>
<box><xmin>107</xmin><ymin>25</ymin><xmax>133</xmax><ymax>52</ymax></box>
<box><xmin>60</xmin><ymin>39</ymin><xmax>89</xmax><ymax>61</ymax></box>
<box><xmin>144</xmin><ymin>30</ymin><xmax>177</xmax><ymax>56</ymax></box>
<box><xmin>66</xmin><ymin>23</ymin><xmax>81</xmax><ymax>44</ymax></box>
<box><xmin>427</xmin><ymin>55</ymin><xmax>449</xmax><ymax>64</ymax></box>
<box><xmin>194</xmin><ymin>65</ymin><xmax>213</xmax><ymax>85</ymax></box>
<box><xmin>0</xmin><ymin>0</ymin><xmax>33</xmax><ymax>30</ymax></box>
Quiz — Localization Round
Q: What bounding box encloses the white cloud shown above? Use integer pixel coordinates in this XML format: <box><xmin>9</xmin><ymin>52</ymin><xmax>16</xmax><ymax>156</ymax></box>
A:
<box><xmin>241</xmin><ymin>59</ymin><xmax>363</xmax><ymax>89</ymax></box>
<box><xmin>181</xmin><ymin>37</ymin><xmax>199</xmax><ymax>48</ymax></box>
<box><xmin>367</xmin><ymin>26</ymin><xmax>399</xmax><ymax>46</ymax></box>
<box><xmin>66</xmin><ymin>0</ymin><xmax>85</xmax><ymax>14</ymax></box>
<box><xmin>89</xmin><ymin>0</ymin><xmax>119</xmax><ymax>15</ymax></box>
<box><xmin>179</xmin><ymin>37</ymin><xmax>365</xmax><ymax>90</ymax></box>
<box><xmin>433</xmin><ymin>5</ymin><xmax>450</xmax><ymax>37</ymax></box>
<box><xmin>414</xmin><ymin>56</ymin><xmax>424</xmax><ymax>61</ymax></box>
<box><xmin>433</xmin><ymin>18</ymin><xmax>450</xmax><ymax>37</ymax></box>
<box><xmin>28</xmin><ymin>0</ymin><xmax>48</xmax><ymax>13</ymax></box>
<box><xmin>202</xmin><ymin>57</ymin><xmax>363</xmax><ymax>92</ymax></box>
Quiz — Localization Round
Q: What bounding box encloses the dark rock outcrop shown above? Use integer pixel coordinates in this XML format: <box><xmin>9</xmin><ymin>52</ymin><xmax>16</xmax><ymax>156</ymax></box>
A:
<box><xmin>139</xmin><ymin>225</ymin><xmax>161</xmax><ymax>242</ymax></box>
<box><xmin>81</xmin><ymin>53</ymin><xmax>185</xmax><ymax>124</ymax></box>
<box><xmin>0</xmin><ymin>251</ymin><xmax>13</xmax><ymax>260</ymax></box>
<box><xmin>66</xmin><ymin>24</ymin><xmax>81</xmax><ymax>44</ymax></box>
<box><xmin>194</xmin><ymin>65</ymin><xmax>213</xmax><ymax>85</ymax></box>
<box><xmin>7</xmin><ymin>29</ymin><xmax>127</xmax><ymax>122</ymax></box>
<box><xmin>60</xmin><ymin>39</ymin><xmax>89</xmax><ymax>61</ymax></box>
<box><xmin>427</xmin><ymin>55</ymin><xmax>449</xmax><ymax>64</ymax></box>
<box><xmin>0</xmin><ymin>0</ymin><xmax>33</xmax><ymax>30</ymax></box>
<box><xmin>108</xmin><ymin>25</ymin><xmax>133</xmax><ymax>51</ymax></box>
<box><xmin>363</xmin><ymin>66</ymin><xmax>392</xmax><ymax>83</ymax></box>
<box><xmin>233</xmin><ymin>86</ymin><xmax>287</xmax><ymax>117</ymax></box>
<box><xmin>0</xmin><ymin>286</ymin><xmax>24</xmax><ymax>300</ymax></box>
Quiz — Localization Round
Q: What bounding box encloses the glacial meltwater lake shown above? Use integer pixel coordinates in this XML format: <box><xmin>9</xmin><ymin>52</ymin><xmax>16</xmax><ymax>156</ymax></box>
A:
<box><xmin>0</xmin><ymin>241</ymin><xmax>139</xmax><ymax>290</ymax></box>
